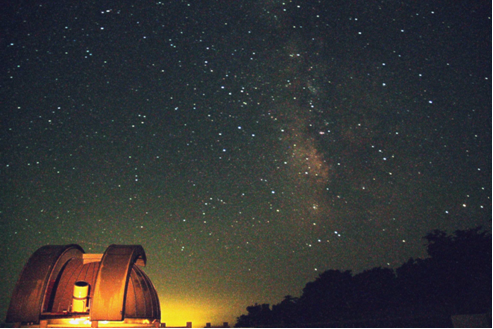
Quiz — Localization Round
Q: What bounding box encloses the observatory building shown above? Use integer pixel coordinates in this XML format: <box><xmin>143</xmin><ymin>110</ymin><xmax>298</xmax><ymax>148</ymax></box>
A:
<box><xmin>6</xmin><ymin>244</ymin><xmax>161</xmax><ymax>328</ymax></box>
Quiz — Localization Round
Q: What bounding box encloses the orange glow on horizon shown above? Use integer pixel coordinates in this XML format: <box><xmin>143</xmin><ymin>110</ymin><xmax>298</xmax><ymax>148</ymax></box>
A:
<box><xmin>159</xmin><ymin>299</ymin><xmax>234</xmax><ymax>328</ymax></box>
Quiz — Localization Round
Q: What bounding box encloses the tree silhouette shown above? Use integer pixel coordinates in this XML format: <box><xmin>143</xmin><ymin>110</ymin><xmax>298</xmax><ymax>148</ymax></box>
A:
<box><xmin>271</xmin><ymin>295</ymin><xmax>300</xmax><ymax>326</ymax></box>
<box><xmin>235</xmin><ymin>303</ymin><xmax>272</xmax><ymax>327</ymax></box>
<box><xmin>235</xmin><ymin>227</ymin><xmax>491</xmax><ymax>327</ymax></box>
<box><xmin>297</xmin><ymin>269</ymin><xmax>354</xmax><ymax>323</ymax></box>
<box><xmin>422</xmin><ymin>226</ymin><xmax>492</xmax><ymax>315</ymax></box>
<box><xmin>352</xmin><ymin>267</ymin><xmax>396</xmax><ymax>318</ymax></box>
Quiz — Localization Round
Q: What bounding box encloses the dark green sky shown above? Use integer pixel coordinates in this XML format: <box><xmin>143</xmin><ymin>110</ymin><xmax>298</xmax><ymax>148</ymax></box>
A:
<box><xmin>1</xmin><ymin>0</ymin><xmax>491</xmax><ymax>326</ymax></box>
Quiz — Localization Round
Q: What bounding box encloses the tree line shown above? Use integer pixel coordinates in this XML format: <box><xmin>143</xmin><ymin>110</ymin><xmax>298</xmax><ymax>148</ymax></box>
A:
<box><xmin>235</xmin><ymin>227</ymin><xmax>491</xmax><ymax>327</ymax></box>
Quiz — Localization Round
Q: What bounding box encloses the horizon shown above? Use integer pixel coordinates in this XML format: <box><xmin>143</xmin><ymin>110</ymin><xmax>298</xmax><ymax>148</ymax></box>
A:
<box><xmin>3</xmin><ymin>227</ymin><xmax>489</xmax><ymax>327</ymax></box>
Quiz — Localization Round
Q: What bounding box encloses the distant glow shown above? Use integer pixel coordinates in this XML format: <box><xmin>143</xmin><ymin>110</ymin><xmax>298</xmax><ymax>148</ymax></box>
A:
<box><xmin>160</xmin><ymin>299</ymin><xmax>224</xmax><ymax>328</ymax></box>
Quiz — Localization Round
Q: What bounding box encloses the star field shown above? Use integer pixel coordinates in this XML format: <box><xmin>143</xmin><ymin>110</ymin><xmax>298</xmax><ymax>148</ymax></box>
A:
<box><xmin>1</xmin><ymin>0</ymin><xmax>491</xmax><ymax>326</ymax></box>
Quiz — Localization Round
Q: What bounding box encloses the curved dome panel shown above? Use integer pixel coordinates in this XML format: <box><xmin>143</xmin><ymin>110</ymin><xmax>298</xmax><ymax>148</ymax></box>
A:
<box><xmin>6</xmin><ymin>245</ymin><xmax>84</xmax><ymax>323</ymax></box>
<box><xmin>125</xmin><ymin>265</ymin><xmax>161</xmax><ymax>319</ymax></box>
<box><xmin>91</xmin><ymin>245</ymin><xmax>147</xmax><ymax>321</ymax></box>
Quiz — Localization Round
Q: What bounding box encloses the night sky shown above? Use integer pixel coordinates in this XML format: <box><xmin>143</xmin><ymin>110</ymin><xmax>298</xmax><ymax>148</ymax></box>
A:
<box><xmin>1</xmin><ymin>0</ymin><xmax>491</xmax><ymax>326</ymax></box>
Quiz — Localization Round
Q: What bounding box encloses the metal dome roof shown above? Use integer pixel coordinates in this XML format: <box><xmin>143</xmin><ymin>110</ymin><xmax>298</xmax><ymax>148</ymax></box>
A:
<box><xmin>6</xmin><ymin>244</ymin><xmax>160</xmax><ymax>327</ymax></box>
